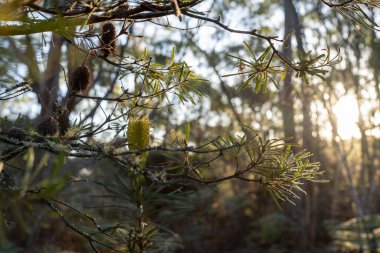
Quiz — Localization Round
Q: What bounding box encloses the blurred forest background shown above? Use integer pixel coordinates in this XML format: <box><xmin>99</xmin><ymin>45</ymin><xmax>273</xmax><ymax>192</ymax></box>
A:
<box><xmin>0</xmin><ymin>0</ymin><xmax>380</xmax><ymax>252</ymax></box>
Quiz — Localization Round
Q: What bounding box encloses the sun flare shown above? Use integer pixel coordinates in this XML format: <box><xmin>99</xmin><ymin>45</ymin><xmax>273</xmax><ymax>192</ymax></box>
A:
<box><xmin>332</xmin><ymin>95</ymin><xmax>361</xmax><ymax>140</ymax></box>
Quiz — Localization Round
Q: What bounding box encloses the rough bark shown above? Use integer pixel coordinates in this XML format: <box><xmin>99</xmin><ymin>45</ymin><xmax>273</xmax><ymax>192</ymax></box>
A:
<box><xmin>280</xmin><ymin>0</ymin><xmax>297</xmax><ymax>142</ymax></box>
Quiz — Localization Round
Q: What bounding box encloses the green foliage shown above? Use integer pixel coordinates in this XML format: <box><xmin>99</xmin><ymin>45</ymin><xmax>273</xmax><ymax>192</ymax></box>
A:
<box><xmin>123</xmin><ymin>47</ymin><xmax>207</xmax><ymax>105</ymax></box>
<box><xmin>294</xmin><ymin>47</ymin><xmax>340</xmax><ymax>83</ymax></box>
<box><xmin>326</xmin><ymin>215</ymin><xmax>380</xmax><ymax>252</ymax></box>
<box><xmin>224</xmin><ymin>42</ymin><xmax>283</xmax><ymax>93</ymax></box>
<box><xmin>4</xmin><ymin>0</ymin><xmax>372</xmax><ymax>251</ymax></box>
<box><xmin>331</xmin><ymin>0</ymin><xmax>380</xmax><ymax>31</ymax></box>
<box><xmin>248</xmin><ymin>212</ymin><xmax>300</xmax><ymax>248</ymax></box>
<box><xmin>224</xmin><ymin>42</ymin><xmax>339</xmax><ymax>93</ymax></box>
<box><xmin>0</xmin><ymin>149</ymin><xmax>68</xmax><ymax>248</ymax></box>
<box><xmin>78</xmin><ymin>171</ymin><xmax>197</xmax><ymax>252</ymax></box>
<box><xmin>202</xmin><ymin>127</ymin><xmax>326</xmax><ymax>208</ymax></box>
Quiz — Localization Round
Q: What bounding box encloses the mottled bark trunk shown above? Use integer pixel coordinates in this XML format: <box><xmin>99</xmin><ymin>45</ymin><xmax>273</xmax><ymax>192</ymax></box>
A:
<box><xmin>368</xmin><ymin>24</ymin><xmax>379</xmax><ymax>214</ymax></box>
<box><xmin>280</xmin><ymin>0</ymin><xmax>296</xmax><ymax>142</ymax></box>
<box><xmin>349</xmin><ymin>37</ymin><xmax>374</xmax><ymax>214</ymax></box>
<box><xmin>8</xmin><ymin>34</ymin><xmax>64</xmax><ymax>120</ymax></box>
<box><xmin>289</xmin><ymin>0</ymin><xmax>320</xmax><ymax>246</ymax></box>
<box><xmin>38</xmin><ymin>34</ymin><xmax>64</xmax><ymax>119</ymax></box>
<box><xmin>281</xmin><ymin>0</ymin><xmax>311</xmax><ymax>250</ymax></box>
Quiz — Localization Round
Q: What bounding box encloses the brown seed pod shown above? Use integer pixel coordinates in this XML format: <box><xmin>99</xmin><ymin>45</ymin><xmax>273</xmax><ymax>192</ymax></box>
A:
<box><xmin>70</xmin><ymin>65</ymin><xmax>93</xmax><ymax>93</ymax></box>
<box><xmin>8</xmin><ymin>127</ymin><xmax>27</xmax><ymax>140</ymax></box>
<box><xmin>57</xmin><ymin>108</ymin><xmax>70</xmax><ymax>136</ymax></box>
<box><xmin>37</xmin><ymin>117</ymin><xmax>59</xmax><ymax>137</ymax></box>
<box><xmin>101</xmin><ymin>22</ymin><xmax>116</xmax><ymax>58</ymax></box>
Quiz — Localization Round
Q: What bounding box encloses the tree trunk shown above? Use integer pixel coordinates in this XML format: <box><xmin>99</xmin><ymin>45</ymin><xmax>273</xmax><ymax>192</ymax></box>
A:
<box><xmin>281</xmin><ymin>0</ymin><xmax>311</xmax><ymax>250</ymax></box>
<box><xmin>280</xmin><ymin>0</ymin><xmax>297</xmax><ymax>142</ymax></box>
<box><xmin>38</xmin><ymin>34</ymin><xmax>64</xmax><ymax>118</ymax></box>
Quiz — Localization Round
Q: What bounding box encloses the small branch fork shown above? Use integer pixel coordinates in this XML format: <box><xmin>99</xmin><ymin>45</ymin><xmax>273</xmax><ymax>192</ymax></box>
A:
<box><xmin>0</xmin><ymin>134</ymin><xmax>251</xmax><ymax>158</ymax></box>
<box><xmin>0</xmin><ymin>132</ymin><xmax>304</xmax><ymax>202</ymax></box>
<box><xmin>0</xmin><ymin>0</ymin><xmax>343</xmax><ymax>74</ymax></box>
<box><xmin>0</xmin><ymin>0</ymin><xmax>286</xmax><ymax>63</ymax></box>
<box><xmin>0</xmin><ymin>133</ymin><xmax>274</xmax><ymax>252</ymax></box>
<box><xmin>320</xmin><ymin>0</ymin><xmax>355</xmax><ymax>7</ymax></box>
<box><xmin>0</xmin><ymin>131</ymin><xmax>270</xmax><ymax>186</ymax></box>
<box><xmin>43</xmin><ymin>198</ymin><xmax>124</xmax><ymax>253</ymax></box>
<box><xmin>0</xmin><ymin>82</ymin><xmax>31</xmax><ymax>100</ymax></box>
<box><xmin>0</xmin><ymin>1</ymin><xmax>330</xmax><ymax>252</ymax></box>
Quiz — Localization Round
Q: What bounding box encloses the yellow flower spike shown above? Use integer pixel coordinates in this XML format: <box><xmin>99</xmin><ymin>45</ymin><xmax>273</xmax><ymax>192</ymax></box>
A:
<box><xmin>127</xmin><ymin>116</ymin><xmax>151</xmax><ymax>150</ymax></box>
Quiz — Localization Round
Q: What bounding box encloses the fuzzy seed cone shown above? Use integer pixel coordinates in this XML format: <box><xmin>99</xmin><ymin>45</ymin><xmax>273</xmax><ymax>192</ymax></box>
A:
<box><xmin>8</xmin><ymin>127</ymin><xmax>27</xmax><ymax>140</ymax></box>
<box><xmin>37</xmin><ymin>117</ymin><xmax>59</xmax><ymax>137</ymax></box>
<box><xmin>70</xmin><ymin>65</ymin><xmax>93</xmax><ymax>93</ymax></box>
<box><xmin>101</xmin><ymin>22</ymin><xmax>116</xmax><ymax>58</ymax></box>
<box><xmin>57</xmin><ymin>108</ymin><xmax>70</xmax><ymax>136</ymax></box>
<box><xmin>127</xmin><ymin>116</ymin><xmax>151</xmax><ymax>150</ymax></box>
